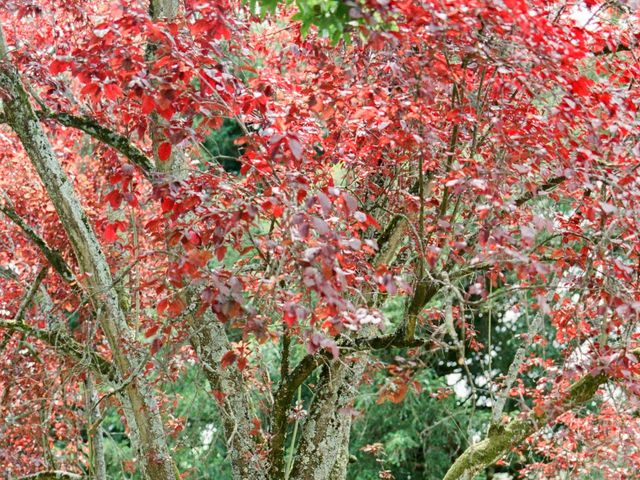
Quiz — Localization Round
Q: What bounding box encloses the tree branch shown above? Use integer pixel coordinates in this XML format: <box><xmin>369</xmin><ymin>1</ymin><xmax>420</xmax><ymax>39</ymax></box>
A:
<box><xmin>0</xmin><ymin>319</ymin><xmax>117</xmax><ymax>381</ymax></box>
<box><xmin>0</xmin><ymin>110</ymin><xmax>154</xmax><ymax>177</ymax></box>
<box><xmin>1</xmin><ymin>18</ymin><xmax>178</xmax><ymax>480</ymax></box>
<box><xmin>595</xmin><ymin>43</ymin><xmax>634</xmax><ymax>56</ymax></box>
<box><xmin>268</xmin><ymin>324</ymin><xmax>436</xmax><ymax>477</ymax></box>
<box><xmin>41</xmin><ymin>111</ymin><xmax>154</xmax><ymax>176</ymax></box>
<box><xmin>0</xmin><ymin>200</ymin><xmax>74</xmax><ymax>283</ymax></box>
<box><xmin>14</xmin><ymin>267</ymin><xmax>48</xmax><ymax>324</ymax></box>
<box><xmin>442</xmin><ymin>349</ymin><xmax>640</xmax><ymax>480</ymax></box>
<box><xmin>269</xmin><ymin>352</ymin><xmax>326</xmax><ymax>477</ymax></box>
<box><xmin>18</xmin><ymin>471</ymin><xmax>84</xmax><ymax>480</ymax></box>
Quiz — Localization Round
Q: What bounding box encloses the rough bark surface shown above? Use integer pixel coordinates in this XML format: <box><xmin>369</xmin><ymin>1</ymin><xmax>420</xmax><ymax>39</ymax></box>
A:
<box><xmin>289</xmin><ymin>356</ymin><xmax>366</xmax><ymax>480</ymax></box>
<box><xmin>150</xmin><ymin>0</ymin><xmax>179</xmax><ymax>19</ymax></box>
<box><xmin>285</xmin><ymin>214</ymin><xmax>414</xmax><ymax>480</ymax></box>
<box><xmin>327</xmin><ymin>412</ymin><xmax>353</xmax><ymax>480</ymax></box>
<box><xmin>443</xmin><ymin>369</ymin><xmax>615</xmax><ymax>480</ymax></box>
<box><xmin>190</xmin><ymin>315</ymin><xmax>268</xmax><ymax>480</ymax></box>
<box><xmin>0</xmin><ymin>62</ymin><xmax>177</xmax><ymax>480</ymax></box>
<box><xmin>18</xmin><ymin>472</ymin><xmax>84</xmax><ymax>480</ymax></box>
<box><xmin>85</xmin><ymin>375</ymin><xmax>107</xmax><ymax>480</ymax></box>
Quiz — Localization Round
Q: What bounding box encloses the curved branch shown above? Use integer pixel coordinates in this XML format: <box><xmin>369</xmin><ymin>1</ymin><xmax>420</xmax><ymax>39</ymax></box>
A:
<box><xmin>268</xmin><ymin>350</ymin><xmax>325</xmax><ymax>477</ymax></box>
<box><xmin>1</xmin><ymin>110</ymin><xmax>154</xmax><ymax>176</ymax></box>
<box><xmin>442</xmin><ymin>350</ymin><xmax>640</xmax><ymax>480</ymax></box>
<box><xmin>41</xmin><ymin>111</ymin><xmax>154</xmax><ymax>176</ymax></box>
<box><xmin>0</xmin><ymin>201</ymin><xmax>74</xmax><ymax>283</ymax></box>
<box><xmin>0</xmin><ymin>319</ymin><xmax>117</xmax><ymax>381</ymax></box>
<box><xmin>14</xmin><ymin>267</ymin><xmax>48</xmax><ymax>324</ymax></box>
<box><xmin>18</xmin><ymin>471</ymin><xmax>84</xmax><ymax>480</ymax></box>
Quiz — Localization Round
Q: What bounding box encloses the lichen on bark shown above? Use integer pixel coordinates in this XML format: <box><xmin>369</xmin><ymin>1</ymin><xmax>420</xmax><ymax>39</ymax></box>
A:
<box><xmin>0</xmin><ymin>58</ymin><xmax>178</xmax><ymax>480</ymax></box>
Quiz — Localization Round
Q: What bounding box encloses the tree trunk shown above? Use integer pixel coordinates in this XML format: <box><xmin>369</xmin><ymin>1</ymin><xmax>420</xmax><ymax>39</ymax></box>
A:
<box><xmin>84</xmin><ymin>375</ymin><xmax>107</xmax><ymax>480</ymax></box>
<box><xmin>286</xmin><ymin>217</ymin><xmax>411</xmax><ymax>480</ymax></box>
<box><xmin>0</xmin><ymin>59</ymin><xmax>177</xmax><ymax>480</ymax></box>
<box><xmin>190</xmin><ymin>315</ymin><xmax>268</xmax><ymax>480</ymax></box>
<box><xmin>288</xmin><ymin>356</ymin><xmax>367</xmax><ymax>480</ymax></box>
<box><xmin>328</xmin><ymin>416</ymin><xmax>353</xmax><ymax>480</ymax></box>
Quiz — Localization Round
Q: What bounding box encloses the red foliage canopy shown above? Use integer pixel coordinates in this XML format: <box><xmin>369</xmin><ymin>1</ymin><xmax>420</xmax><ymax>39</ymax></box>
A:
<box><xmin>1</xmin><ymin>0</ymin><xmax>639</xmax><ymax>478</ymax></box>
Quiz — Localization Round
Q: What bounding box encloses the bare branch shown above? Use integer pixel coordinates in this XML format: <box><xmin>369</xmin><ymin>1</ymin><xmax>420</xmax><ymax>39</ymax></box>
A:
<box><xmin>18</xmin><ymin>471</ymin><xmax>84</xmax><ymax>480</ymax></box>
<box><xmin>0</xmin><ymin>110</ymin><xmax>154</xmax><ymax>177</ymax></box>
<box><xmin>443</xmin><ymin>349</ymin><xmax>640</xmax><ymax>480</ymax></box>
<box><xmin>595</xmin><ymin>43</ymin><xmax>634</xmax><ymax>56</ymax></box>
<box><xmin>0</xmin><ymin>199</ymin><xmax>74</xmax><ymax>283</ymax></box>
<box><xmin>14</xmin><ymin>267</ymin><xmax>48</xmax><ymax>324</ymax></box>
<box><xmin>0</xmin><ymin>319</ymin><xmax>117</xmax><ymax>381</ymax></box>
<box><xmin>41</xmin><ymin>111</ymin><xmax>154</xmax><ymax>176</ymax></box>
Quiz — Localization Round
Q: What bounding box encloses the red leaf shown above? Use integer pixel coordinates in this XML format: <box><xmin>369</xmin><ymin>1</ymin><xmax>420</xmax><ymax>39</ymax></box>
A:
<box><xmin>237</xmin><ymin>356</ymin><xmax>248</xmax><ymax>371</ymax></box>
<box><xmin>288</xmin><ymin>138</ymin><xmax>303</xmax><ymax>160</ymax></box>
<box><xmin>220</xmin><ymin>350</ymin><xmax>237</xmax><ymax>368</ymax></box>
<box><xmin>104</xmin><ymin>190</ymin><xmax>122</xmax><ymax>209</ymax></box>
<box><xmin>158</xmin><ymin>299</ymin><xmax>169</xmax><ymax>316</ymax></box>
<box><xmin>158</xmin><ymin>106</ymin><xmax>175</xmax><ymax>121</ymax></box>
<box><xmin>158</xmin><ymin>142</ymin><xmax>172</xmax><ymax>162</ymax></box>
<box><xmin>283</xmin><ymin>310</ymin><xmax>297</xmax><ymax>327</ymax></box>
<box><xmin>145</xmin><ymin>325</ymin><xmax>159</xmax><ymax>338</ymax></box>
<box><xmin>104</xmin><ymin>83</ymin><xmax>122</xmax><ymax>101</ymax></box>
<box><xmin>161</xmin><ymin>197</ymin><xmax>175</xmax><ymax>213</ymax></box>
<box><xmin>151</xmin><ymin>338</ymin><xmax>162</xmax><ymax>354</ymax></box>
<box><xmin>213</xmin><ymin>21</ymin><xmax>231</xmax><ymax>40</ymax></box>
<box><xmin>49</xmin><ymin>59</ymin><xmax>71</xmax><ymax>75</ymax></box>
<box><xmin>272</xmin><ymin>204</ymin><xmax>284</xmax><ymax>218</ymax></box>
<box><xmin>503</xmin><ymin>0</ymin><xmax>525</xmax><ymax>12</ymax></box>
<box><xmin>104</xmin><ymin>224</ymin><xmax>118</xmax><ymax>242</ymax></box>
<box><xmin>81</xmin><ymin>83</ymin><xmax>100</xmax><ymax>97</ymax></box>
<box><xmin>570</xmin><ymin>77</ymin><xmax>594</xmax><ymax>97</ymax></box>
<box><xmin>212</xmin><ymin>389</ymin><xmax>226</xmax><ymax>404</ymax></box>
<box><xmin>168</xmin><ymin>298</ymin><xmax>186</xmax><ymax>317</ymax></box>
<box><xmin>619</xmin><ymin>175</ymin><xmax>635</xmax><ymax>186</ymax></box>
<box><xmin>141</xmin><ymin>95</ymin><xmax>156</xmax><ymax>114</ymax></box>
<box><xmin>187</xmin><ymin>249</ymin><xmax>212</xmax><ymax>268</ymax></box>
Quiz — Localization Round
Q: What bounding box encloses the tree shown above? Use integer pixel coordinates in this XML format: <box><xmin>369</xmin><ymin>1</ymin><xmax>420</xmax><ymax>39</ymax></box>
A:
<box><xmin>0</xmin><ymin>1</ymin><xmax>639</xmax><ymax>479</ymax></box>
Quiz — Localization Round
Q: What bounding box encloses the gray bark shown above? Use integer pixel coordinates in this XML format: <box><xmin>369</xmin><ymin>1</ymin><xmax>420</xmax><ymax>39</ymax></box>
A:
<box><xmin>17</xmin><ymin>472</ymin><xmax>84</xmax><ymax>480</ymax></box>
<box><xmin>286</xmin><ymin>212</ymin><xmax>412</xmax><ymax>480</ymax></box>
<box><xmin>150</xmin><ymin>0</ymin><xmax>180</xmax><ymax>19</ymax></box>
<box><xmin>190</xmin><ymin>315</ymin><xmax>268</xmax><ymax>480</ymax></box>
<box><xmin>328</xmin><ymin>416</ymin><xmax>353</xmax><ymax>480</ymax></box>
<box><xmin>0</xmin><ymin>54</ymin><xmax>177</xmax><ymax>479</ymax></box>
<box><xmin>289</xmin><ymin>356</ymin><xmax>366</xmax><ymax>480</ymax></box>
<box><xmin>84</xmin><ymin>375</ymin><xmax>107</xmax><ymax>480</ymax></box>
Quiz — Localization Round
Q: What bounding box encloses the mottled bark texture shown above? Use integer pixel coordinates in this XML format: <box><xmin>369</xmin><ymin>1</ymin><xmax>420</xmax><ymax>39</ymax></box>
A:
<box><xmin>443</xmin><ymin>368</ymin><xmax>617</xmax><ymax>480</ymax></box>
<box><xmin>328</xmin><ymin>420</ymin><xmax>352</xmax><ymax>480</ymax></box>
<box><xmin>289</xmin><ymin>356</ymin><xmax>367</xmax><ymax>480</ymax></box>
<box><xmin>0</xmin><ymin>58</ymin><xmax>177</xmax><ymax>479</ymax></box>
<box><xmin>17</xmin><ymin>472</ymin><xmax>84</xmax><ymax>480</ymax></box>
<box><xmin>85</xmin><ymin>375</ymin><xmax>107</xmax><ymax>480</ymax></box>
<box><xmin>283</xmin><ymin>215</ymin><xmax>414</xmax><ymax>480</ymax></box>
<box><xmin>190</xmin><ymin>315</ymin><xmax>268</xmax><ymax>480</ymax></box>
<box><xmin>150</xmin><ymin>0</ymin><xmax>180</xmax><ymax>19</ymax></box>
